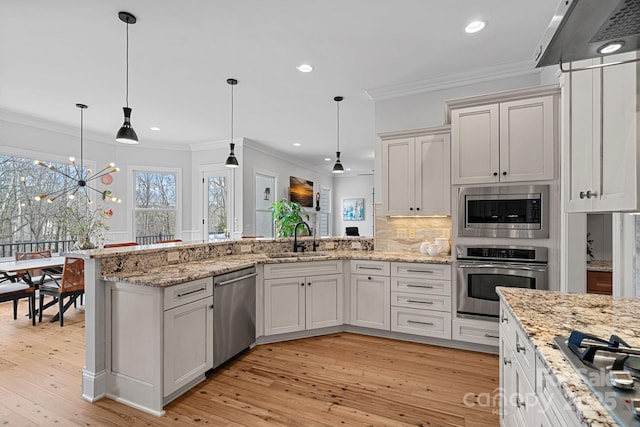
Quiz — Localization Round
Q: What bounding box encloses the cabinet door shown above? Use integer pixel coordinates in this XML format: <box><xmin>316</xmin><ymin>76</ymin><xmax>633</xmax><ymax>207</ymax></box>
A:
<box><xmin>382</xmin><ymin>137</ymin><xmax>415</xmax><ymax>215</ymax></box>
<box><xmin>451</xmin><ymin>104</ymin><xmax>500</xmax><ymax>184</ymax></box>
<box><xmin>264</xmin><ymin>277</ymin><xmax>305</xmax><ymax>335</ymax></box>
<box><xmin>598</xmin><ymin>51</ymin><xmax>639</xmax><ymax>211</ymax></box>
<box><xmin>350</xmin><ymin>274</ymin><xmax>390</xmax><ymax>330</ymax></box>
<box><xmin>499</xmin><ymin>96</ymin><xmax>555</xmax><ymax>182</ymax></box>
<box><xmin>415</xmin><ymin>132</ymin><xmax>450</xmax><ymax>215</ymax></box>
<box><xmin>164</xmin><ymin>297</ymin><xmax>213</xmax><ymax>396</ymax></box>
<box><xmin>306</xmin><ymin>274</ymin><xmax>343</xmax><ymax>330</ymax></box>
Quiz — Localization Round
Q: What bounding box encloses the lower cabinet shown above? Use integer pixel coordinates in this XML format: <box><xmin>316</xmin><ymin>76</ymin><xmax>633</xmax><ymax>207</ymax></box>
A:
<box><xmin>350</xmin><ymin>260</ymin><xmax>391</xmax><ymax>330</ymax></box>
<box><xmin>452</xmin><ymin>317</ymin><xmax>499</xmax><ymax>347</ymax></box>
<box><xmin>263</xmin><ymin>261</ymin><xmax>344</xmax><ymax>336</ymax></box>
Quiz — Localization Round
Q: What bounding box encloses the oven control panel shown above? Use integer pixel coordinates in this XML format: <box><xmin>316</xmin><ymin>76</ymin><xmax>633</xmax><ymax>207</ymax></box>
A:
<box><xmin>456</xmin><ymin>245</ymin><xmax>548</xmax><ymax>263</ymax></box>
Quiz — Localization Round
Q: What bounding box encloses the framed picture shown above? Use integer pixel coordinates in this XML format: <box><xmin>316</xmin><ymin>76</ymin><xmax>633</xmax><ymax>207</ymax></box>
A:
<box><xmin>289</xmin><ymin>176</ymin><xmax>314</xmax><ymax>207</ymax></box>
<box><xmin>343</xmin><ymin>198</ymin><xmax>364</xmax><ymax>221</ymax></box>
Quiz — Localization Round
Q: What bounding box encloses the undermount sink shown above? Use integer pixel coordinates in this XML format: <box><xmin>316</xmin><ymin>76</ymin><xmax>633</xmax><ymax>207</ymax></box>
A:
<box><xmin>267</xmin><ymin>252</ymin><xmax>329</xmax><ymax>258</ymax></box>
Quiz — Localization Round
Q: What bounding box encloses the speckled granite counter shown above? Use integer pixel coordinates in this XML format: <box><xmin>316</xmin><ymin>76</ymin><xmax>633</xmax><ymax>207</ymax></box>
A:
<box><xmin>498</xmin><ymin>288</ymin><xmax>640</xmax><ymax>427</ymax></box>
<box><xmin>587</xmin><ymin>260</ymin><xmax>613</xmax><ymax>273</ymax></box>
<box><xmin>101</xmin><ymin>250</ymin><xmax>451</xmax><ymax>287</ymax></box>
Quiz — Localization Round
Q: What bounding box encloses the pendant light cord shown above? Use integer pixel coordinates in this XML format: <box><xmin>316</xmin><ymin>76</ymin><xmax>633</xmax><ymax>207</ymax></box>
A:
<box><xmin>230</xmin><ymin>83</ymin><xmax>234</xmax><ymax>143</ymax></box>
<box><xmin>80</xmin><ymin>107</ymin><xmax>84</xmax><ymax>175</ymax></box>
<box><xmin>336</xmin><ymin>100</ymin><xmax>340</xmax><ymax>152</ymax></box>
<box><xmin>125</xmin><ymin>21</ymin><xmax>129</xmax><ymax>108</ymax></box>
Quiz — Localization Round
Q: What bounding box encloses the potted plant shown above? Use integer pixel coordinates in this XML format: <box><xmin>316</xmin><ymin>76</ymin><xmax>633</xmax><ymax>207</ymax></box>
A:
<box><xmin>270</xmin><ymin>199</ymin><xmax>310</xmax><ymax>238</ymax></box>
<box><xmin>64</xmin><ymin>202</ymin><xmax>111</xmax><ymax>249</ymax></box>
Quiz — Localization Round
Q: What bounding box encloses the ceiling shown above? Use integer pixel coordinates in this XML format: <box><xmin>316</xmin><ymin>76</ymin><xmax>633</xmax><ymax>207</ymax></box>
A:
<box><xmin>0</xmin><ymin>0</ymin><xmax>559</xmax><ymax>175</ymax></box>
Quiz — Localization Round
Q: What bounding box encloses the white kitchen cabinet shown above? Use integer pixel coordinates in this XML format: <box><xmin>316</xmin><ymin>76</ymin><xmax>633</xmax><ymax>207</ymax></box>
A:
<box><xmin>263</xmin><ymin>261</ymin><xmax>343</xmax><ymax>336</ymax></box>
<box><xmin>390</xmin><ymin>262</ymin><xmax>452</xmax><ymax>339</ymax></box>
<box><xmin>350</xmin><ymin>260</ymin><xmax>391</xmax><ymax>330</ymax></box>
<box><xmin>449</xmin><ymin>89</ymin><xmax>557</xmax><ymax>185</ymax></box>
<box><xmin>452</xmin><ymin>317</ymin><xmax>499</xmax><ymax>347</ymax></box>
<box><xmin>380</xmin><ymin>126</ymin><xmax>450</xmax><ymax>216</ymax></box>
<box><xmin>562</xmin><ymin>51</ymin><xmax>640</xmax><ymax>212</ymax></box>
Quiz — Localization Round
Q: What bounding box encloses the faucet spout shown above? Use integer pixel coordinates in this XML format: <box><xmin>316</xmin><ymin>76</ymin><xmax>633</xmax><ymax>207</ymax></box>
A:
<box><xmin>293</xmin><ymin>221</ymin><xmax>311</xmax><ymax>252</ymax></box>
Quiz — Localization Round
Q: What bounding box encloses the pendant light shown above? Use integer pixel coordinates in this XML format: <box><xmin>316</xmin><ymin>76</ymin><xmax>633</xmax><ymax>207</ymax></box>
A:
<box><xmin>115</xmin><ymin>11</ymin><xmax>139</xmax><ymax>144</ymax></box>
<box><xmin>332</xmin><ymin>96</ymin><xmax>345</xmax><ymax>174</ymax></box>
<box><xmin>225</xmin><ymin>78</ymin><xmax>239</xmax><ymax>168</ymax></box>
<box><xmin>34</xmin><ymin>104</ymin><xmax>121</xmax><ymax>204</ymax></box>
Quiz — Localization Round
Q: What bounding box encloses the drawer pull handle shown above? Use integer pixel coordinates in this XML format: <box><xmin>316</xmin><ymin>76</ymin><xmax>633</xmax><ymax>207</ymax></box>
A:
<box><xmin>407</xmin><ymin>299</ymin><xmax>434</xmax><ymax>304</ymax></box>
<box><xmin>359</xmin><ymin>266</ymin><xmax>384</xmax><ymax>270</ymax></box>
<box><xmin>516</xmin><ymin>397</ymin><xmax>526</xmax><ymax>408</ymax></box>
<box><xmin>407</xmin><ymin>320</ymin><xmax>434</xmax><ymax>326</ymax></box>
<box><xmin>176</xmin><ymin>287</ymin><xmax>207</xmax><ymax>298</ymax></box>
<box><xmin>503</xmin><ymin>357</ymin><xmax>511</xmax><ymax>366</ymax></box>
<box><xmin>500</xmin><ymin>315</ymin><xmax>508</xmax><ymax>323</ymax></box>
<box><xmin>484</xmin><ymin>333</ymin><xmax>499</xmax><ymax>339</ymax></box>
<box><xmin>407</xmin><ymin>284</ymin><xmax>434</xmax><ymax>289</ymax></box>
<box><xmin>405</xmin><ymin>269</ymin><xmax>434</xmax><ymax>274</ymax></box>
<box><xmin>516</xmin><ymin>343</ymin><xmax>526</xmax><ymax>353</ymax></box>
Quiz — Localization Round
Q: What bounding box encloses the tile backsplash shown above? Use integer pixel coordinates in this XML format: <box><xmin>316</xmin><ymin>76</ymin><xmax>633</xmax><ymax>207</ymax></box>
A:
<box><xmin>374</xmin><ymin>204</ymin><xmax>451</xmax><ymax>253</ymax></box>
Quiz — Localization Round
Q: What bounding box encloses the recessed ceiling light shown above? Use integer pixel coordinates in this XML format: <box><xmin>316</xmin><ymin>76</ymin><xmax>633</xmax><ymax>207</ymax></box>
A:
<box><xmin>465</xmin><ymin>20</ymin><xmax>486</xmax><ymax>33</ymax></box>
<box><xmin>324</xmin><ymin>158</ymin><xmax>331</xmax><ymax>161</ymax></box>
<box><xmin>346</xmin><ymin>168</ymin><xmax>351</xmax><ymax>171</ymax></box>
<box><xmin>598</xmin><ymin>41</ymin><xmax>624</xmax><ymax>55</ymax></box>
<box><xmin>150</xmin><ymin>126</ymin><xmax>160</xmax><ymax>131</ymax></box>
<box><xmin>293</xmin><ymin>143</ymin><xmax>301</xmax><ymax>147</ymax></box>
<box><xmin>297</xmin><ymin>64</ymin><xmax>313</xmax><ymax>73</ymax></box>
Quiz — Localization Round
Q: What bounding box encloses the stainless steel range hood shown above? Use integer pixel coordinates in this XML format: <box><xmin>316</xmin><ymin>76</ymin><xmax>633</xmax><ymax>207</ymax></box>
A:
<box><xmin>534</xmin><ymin>0</ymin><xmax>640</xmax><ymax>68</ymax></box>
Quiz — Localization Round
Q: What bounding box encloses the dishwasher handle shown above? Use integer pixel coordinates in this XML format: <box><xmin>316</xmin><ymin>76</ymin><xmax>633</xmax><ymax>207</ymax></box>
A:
<box><xmin>215</xmin><ymin>272</ymin><xmax>257</xmax><ymax>287</ymax></box>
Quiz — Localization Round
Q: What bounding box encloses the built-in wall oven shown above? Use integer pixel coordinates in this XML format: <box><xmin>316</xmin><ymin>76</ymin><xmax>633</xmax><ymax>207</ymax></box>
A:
<box><xmin>458</xmin><ymin>185</ymin><xmax>549</xmax><ymax>239</ymax></box>
<box><xmin>456</xmin><ymin>245</ymin><xmax>548</xmax><ymax>320</ymax></box>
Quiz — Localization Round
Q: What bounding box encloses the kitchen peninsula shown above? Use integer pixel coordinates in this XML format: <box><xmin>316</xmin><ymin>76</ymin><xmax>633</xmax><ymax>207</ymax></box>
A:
<box><xmin>75</xmin><ymin>237</ymin><xmax>452</xmax><ymax>415</ymax></box>
<box><xmin>499</xmin><ymin>288</ymin><xmax>640</xmax><ymax>426</ymax></box>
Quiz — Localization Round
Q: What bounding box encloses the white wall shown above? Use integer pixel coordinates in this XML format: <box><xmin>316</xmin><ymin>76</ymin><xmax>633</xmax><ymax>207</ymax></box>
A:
<box><xmin>333</xmin><ymin>175</ymin><xmax>374</xmax><ymax>237</ymax></box>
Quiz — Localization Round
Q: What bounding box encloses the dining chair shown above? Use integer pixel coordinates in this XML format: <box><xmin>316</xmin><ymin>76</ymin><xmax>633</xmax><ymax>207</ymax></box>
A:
<box><xmin>103</xmin><ymin>242</ymin><xmax>138</xmax><ymax>248</ymax></box>
<box><xmin>156</xmin><ymin>239</ymin><xmax>182</xmax><ymax>244</ymax></box>
<box><xmin>39</xmin><ymin>257</ymin><xmax>84</xmax><ymax>326</ymax></box>
<box><xmin>15</xmin><ymin>250</ymin><xmax>61</xmax><ymax>286</ymax></box>
<box><xmin>0</xmin><ymin>274</ymin><xmax>36</xmax><ymax>325</ymax></box>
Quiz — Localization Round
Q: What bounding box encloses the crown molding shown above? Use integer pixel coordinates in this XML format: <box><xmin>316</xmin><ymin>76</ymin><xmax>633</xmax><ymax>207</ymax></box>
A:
<box><xmin>189</xmin><ymin>138</ymin><xmax>243</xmax><ymax>152</ymax></box>
<box><xmin>365</xmin><ymin>60</ymin><xmax>542</xmax><ymax>101</ymax></box>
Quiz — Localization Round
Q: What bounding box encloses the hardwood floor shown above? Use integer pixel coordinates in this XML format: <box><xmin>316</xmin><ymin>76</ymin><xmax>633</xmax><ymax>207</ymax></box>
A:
<box><xmin>0</xmin><ymin>300</ymin><xmax>499</xmax><ymax>426</ymax></box>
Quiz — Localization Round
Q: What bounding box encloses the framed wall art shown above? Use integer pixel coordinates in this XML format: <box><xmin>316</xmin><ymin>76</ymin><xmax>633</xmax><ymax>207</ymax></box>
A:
<box><xmin>343</xmin><ymin>198</ymin><xmax>364</xmax><ymax>221</ymax></box>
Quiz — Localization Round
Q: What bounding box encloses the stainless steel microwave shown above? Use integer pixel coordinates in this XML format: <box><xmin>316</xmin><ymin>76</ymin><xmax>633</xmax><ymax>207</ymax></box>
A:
<box><xmin>458</xmin><ymin>185</ymin><xmax>549</xmax><ymax>239</ymax></box>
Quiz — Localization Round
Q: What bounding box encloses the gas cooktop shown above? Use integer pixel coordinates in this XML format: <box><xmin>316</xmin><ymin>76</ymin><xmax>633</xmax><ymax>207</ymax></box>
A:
<box><xmin>554</xmin><ymin>331</ymin><xmax>640</xmax><ymax>426</ymax></box>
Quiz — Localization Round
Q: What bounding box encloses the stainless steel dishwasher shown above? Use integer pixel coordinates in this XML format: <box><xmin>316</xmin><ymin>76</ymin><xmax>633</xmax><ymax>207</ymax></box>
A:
<box><xmin>213</xmin><ymin>266</ymin><xmax>257</xmax><ymax>368</ymax></box>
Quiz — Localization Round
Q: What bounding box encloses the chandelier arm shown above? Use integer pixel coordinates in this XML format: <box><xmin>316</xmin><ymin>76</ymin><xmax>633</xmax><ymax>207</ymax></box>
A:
<box><xmin>86</xmin><ymin>167</ymin><xmax>118</xmax><ymax>182</ymax></box>
<box><xmin>85</xmin><ymin>183</ymin><xmax>118</xmax><ymax>201</ymax></box>
<box><xmin>41</xmin><ymin>184</ymin><xmax>78</xmax><ymax>200</ymax></box>
<box><xmin>35</xmin><ymin>163</ymin><xmax>78</xmax><ymax>181</ymax></box>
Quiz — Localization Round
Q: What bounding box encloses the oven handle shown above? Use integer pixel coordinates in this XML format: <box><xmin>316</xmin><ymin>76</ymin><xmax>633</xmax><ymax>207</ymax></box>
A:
<box><xmin>457</xmin><ymin>263</ymin><xmax>547</xmax><ymax>272</ymax></box>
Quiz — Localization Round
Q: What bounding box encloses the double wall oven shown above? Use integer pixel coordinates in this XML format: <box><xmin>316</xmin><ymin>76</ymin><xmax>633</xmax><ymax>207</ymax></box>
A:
<box><xmin>455</xmin><ymin>184</ymin><xmax>551</xmax><ymax>320</ymax></box>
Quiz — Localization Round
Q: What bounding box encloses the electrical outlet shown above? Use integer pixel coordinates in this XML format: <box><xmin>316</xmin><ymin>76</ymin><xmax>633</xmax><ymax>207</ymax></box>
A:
<box><xmin>240</xmin><ymin>245</ymin><xmax>252</xmax><ymax>253</ymax></box>
<box><xmin>325</xmin><ymin>242</ymin><xmax>335</xmax><ymax>249</ymax></box>
<box><xmin>351</xmin><ymin>241</ymin><xmax>362</xmax><ymax>250</ymax></box>
<box><xmin>396</xmin><ymin>228</ymin><xmax>408</xmax><ymax>238</ymax></box>
<box><xmin>408</xmin><ymin>229</ymin><xmax>416</xmax><ymax>238</ymax></box>
<box><xmin>167</xmin><ymin>251</ymin><xmax>179</xmax><ymax>263</ymax></box>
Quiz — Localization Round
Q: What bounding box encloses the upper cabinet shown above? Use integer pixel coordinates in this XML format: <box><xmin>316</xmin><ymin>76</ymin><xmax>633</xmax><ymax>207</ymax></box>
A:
<box><xmin>562</xmin><ymin>52</ymin><xmax>640</xmax><ymax>212</ymax></box>
<box><xmin>448</xmin><ymin>87</ymin><xmax>558</xmax><ymax>185</ymax></box>
<box><xmin>380</xmin><ymin>126</ymin><xmax>451</xmax><ymax>216</ymax></box>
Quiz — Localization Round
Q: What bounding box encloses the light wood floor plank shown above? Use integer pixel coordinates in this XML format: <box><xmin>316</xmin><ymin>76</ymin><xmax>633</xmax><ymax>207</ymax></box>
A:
<box><xmin>0</xmin><ymin>299</ymin><xmax>499</xmax><ymax>426</ymax></box>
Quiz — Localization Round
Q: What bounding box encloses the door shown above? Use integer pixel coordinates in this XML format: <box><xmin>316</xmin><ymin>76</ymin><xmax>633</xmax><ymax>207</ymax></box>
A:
<box><xmin>499</xmin><ymin>96</ymin><xmax>554</xmax><ymax>182</ymax></box>
<box><xmin>163</xmin><ymin>297</ymin><xmax>213</xmax><ymax>396</ymax></box>
<box><xmin>415</xmin><ymin>132</ymin><xmax>450</xmax><ymax>215</ymax></box>
<box><xmin>382</xmin><ymin>137</ymin><xmax>415</xmax><ymax>215</ymax></box>
<box><xmin>451</xmin><ymin>104</ymin><xmax>500</xmax><ymax>184</ymax></box>
<box><xmin>305</xmin><ymin>274</ymin><xmax>343</xmax><ymax>330</ymax></box>
<box><xmin>264</xmin><ymin>277</ymin><xmax>305</xmax><ymax>335</ymax></box>
<box><xmin>203</xmin><ymin>169</ymin><xmax>234</xmax><ymax>241</ymax></box>
<box><xmin>350</xmin><ymin>274</ymin><xmax>390</xmax><ymax>330</ymax></box>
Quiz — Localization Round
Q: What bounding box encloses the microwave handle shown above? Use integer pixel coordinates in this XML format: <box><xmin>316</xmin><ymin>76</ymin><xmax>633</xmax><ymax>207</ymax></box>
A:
<box><xmin>457</xmin><ymin>263</ymin><xmax>547</xmax><ymax>272</ymax></box>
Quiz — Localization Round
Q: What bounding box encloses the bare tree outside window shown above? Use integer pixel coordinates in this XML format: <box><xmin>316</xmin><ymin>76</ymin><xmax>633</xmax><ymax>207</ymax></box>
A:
<box><xmin>134</xmin><ymin>171</ymin><xmax>177</xmax><ymax>242</ymax></box>
<box><xmin>208</xmin><ymin>176</ymin><xmax>227</xmax><ymax>238</ymax></box>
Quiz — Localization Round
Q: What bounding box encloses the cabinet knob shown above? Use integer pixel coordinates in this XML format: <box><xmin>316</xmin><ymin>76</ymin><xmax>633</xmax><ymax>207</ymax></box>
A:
<box><xmin>586</xmin><ymin>190</ymin><xmax>598</xmax><ymax>199</ymax></box>
<box><xmin>308</xmin><ymin>282</ymin><xmax>311</xmax><ymax>287</ymax></box>
<box><xmin>493</xmin><ymin>172</ymin><xmax>498</xmax><ymax>176</ymax></box>
<box><xmin>516</xmin><ymin>343</ymin><xmax>526</xmax><ymax>353</ymax></box>
<box><xmin>500</xmin><ymin>315</ymin><xmax>508</xmax><ymax>323</ymax></box>
<box><xmin>409</xmin><ymin>207</ymin><xmax>413</xmax><ymax>211</ymax></box>
<box><xmin>502</xmin><ymin>171</ymin><xmax>507</xmax><ymax>176</ymax></box>
<box><xmin>503</xmin><ymin>357</ymin><xmax>512</xmax><ymax>366</ymax></box>
<box><xmin>368</xmin><ymin>276</ymin><xmax>372</xmax><ymax>280</ymax></box>
<box><xmin>209</xmin><ymin>304</ymin><xmax>214</xmax><ymax>309</ymax></box>
<box><xmin>301</xmin><ymin>283</ymin><xmax>305</xmax><ymax>287</ymax></box>
<box><xmin>579</xmin><ymin>191</ymin><xmax>586</xmax><ymax>199</ymax></box>
<box><xmin>416</xmin><ymin>207</ymin><xmax>420</xmax><ymax>211</ymax></box>
<box><xmin>516</xmin><ymin>397</ymin><xmax>526</xmax><ymax>409</ymax></box>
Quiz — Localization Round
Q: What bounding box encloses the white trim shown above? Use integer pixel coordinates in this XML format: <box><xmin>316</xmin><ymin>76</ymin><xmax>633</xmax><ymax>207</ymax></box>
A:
<box><xmin>0</xmin><ymin>144</ymin><xmax>98</xmax><ymax>172</ymax></box>
<box><xmin>612</xmin><ymin>213</ymin><xmax>636</xmax><ymax>297</ymax></box>
<box><xmin>201</xmin><ymin>166</ymin><xmax>235</xmax><ymax>241</ymax></box>
<box><xmin>189</xmin><ymin>137</ymin><xmax>241</xmax><ymax>152</ymax></box>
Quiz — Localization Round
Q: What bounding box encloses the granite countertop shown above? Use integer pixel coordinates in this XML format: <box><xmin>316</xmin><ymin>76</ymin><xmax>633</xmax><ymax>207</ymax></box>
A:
<box><xmin>102</xmin><ymin>250</ymin><xmax>451</xmax><ymax>287</ymax></box>
<box><xmin>498</xmin><ymin>287</ymin><xmax>640</xmax><ymax>427</ymax></box>
<box><xmin>587</xmin><ymin>260</ymin><xmax>613</xmax><ymax>272</ymax></box>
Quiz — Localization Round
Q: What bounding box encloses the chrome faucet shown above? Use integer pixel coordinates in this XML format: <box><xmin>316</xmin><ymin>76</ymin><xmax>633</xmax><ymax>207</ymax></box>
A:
<box><xmin>293</xmin><ymin>221</ymin><xmax>311</xmax><ymax>252</ymax></box>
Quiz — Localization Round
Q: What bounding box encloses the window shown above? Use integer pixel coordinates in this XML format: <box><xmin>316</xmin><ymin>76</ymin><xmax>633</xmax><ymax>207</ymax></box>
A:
<box><xmin>203</xmin><ymin>168</ymin><xmax>233</xmax><ymax>241</ymax></box>
<box><xmin>133</xmin><ymin>168</ymin><xmax>180</xmax><ymax>243</ymax></box>
<box><xmin>319</xmin><ymin>186</ymin><xmax>331</xmax><ymax>237</ymax></box>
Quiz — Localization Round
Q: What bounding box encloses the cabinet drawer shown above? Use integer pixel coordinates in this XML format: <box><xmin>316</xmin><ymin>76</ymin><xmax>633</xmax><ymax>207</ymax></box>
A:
<box><xmin>391</xmin><ymin>291</ymin><xmax>451</xmax><ymax>312</ymax></box>
<box><xmin>264</xmin><ymin>260</ymin><xmax>343</xmax><ymax>279</ymax></box>
<box><xmin>536</xmin><ymin>355</ymin><xmax>582</xmax><ymax>427</ymax></box>
<box><xmin>391</xmin><ymin>262</ymin><xmax>451</xmax><ymax>280</ymax></box>
<box><xmin>391</xmin><ymin>277</ymin><xmax>450</xmax><ymax>296</ymax></box>
<box><xmin>587</xmin><ymin>271</ymin><xmax>612</xmax><ymax>295</ymax></box>
<box><xmin>350</xmin><ymin>260</ymin><xmax>390</xmax><ymax>276</ymax></box>
<box><xmin>391</xmin><ymin>307</ymin><xmax>451</xmax><ymax>339</ymax></box>
<box><xmin>452</xmin><ymin>318</ymin><xmax>499</xmax><ymax>347</ymax></box>
<box><xmin>500</xmin><ymin>307</ymin><xmax>535</xmax><ymax>387</ymax></box>
<box><xmin>164</xmin><ymin>278</ymin><xmax>213</xmax><ymax>310</ymax></box>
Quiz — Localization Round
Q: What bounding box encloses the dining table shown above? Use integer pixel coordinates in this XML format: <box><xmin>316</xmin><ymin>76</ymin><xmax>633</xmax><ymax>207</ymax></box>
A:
<box><xmin>0</xmin><ymin>256</ymin><xmax>67</xmax><ymax>322</ymax></box>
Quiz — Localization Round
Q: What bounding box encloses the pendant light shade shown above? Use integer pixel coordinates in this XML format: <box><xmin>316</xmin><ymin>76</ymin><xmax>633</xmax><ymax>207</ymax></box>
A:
<box><xmin>225</xmin><ymin>78</ymin><xmax>239</xmax><ymax>168</ymax></box>
<box><xmin>116</xmin><ymin>11</ymin><xmax>139</xmax><ymax>144</ymax></box>
<box><xmin>332</xmin><ymin>96</ymin><xmax>345</xmax><ymax>174</ymax></box>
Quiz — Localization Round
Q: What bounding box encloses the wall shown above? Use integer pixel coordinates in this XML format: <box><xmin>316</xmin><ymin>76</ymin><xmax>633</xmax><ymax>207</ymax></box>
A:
<box><xmin>373</xmin><ymin>205</ymin><xmax>451</xmax><ymax>253</ymax></box>
<box><xmin>587</xmin><ymin>213</ymin><xmax>612</xmax><ymax>260</ymax></box>
<box><xmin>332</xmin><ymin>175</ymin><xmax>374</xmax><ymax>237</ymax></box>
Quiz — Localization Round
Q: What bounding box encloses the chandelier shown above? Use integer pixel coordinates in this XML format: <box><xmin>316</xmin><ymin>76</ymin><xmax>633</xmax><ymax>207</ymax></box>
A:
<box><xmin>34</xmin><ymin>103</ymin><xmax>122</xmax><ymax>204</ymax></box>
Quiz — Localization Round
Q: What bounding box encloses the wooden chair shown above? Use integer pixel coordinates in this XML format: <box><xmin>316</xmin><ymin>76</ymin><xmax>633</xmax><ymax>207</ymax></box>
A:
<box><xmin>39</xmin><ymin>257</ymin><xmax>85</xmax><ymax>326</ymax></box>
<box><xmin>104</xmin><ymin>242</ymin><xmax>138</xmax><ymax>248</ymax></box>
<box><xmin>0</xmin><ymin>275</ymin><xmax>36</xmax><ymax>325</ymax></box>
<box><xmin>156</xmin><ymin>239</ymin><xmax>182</xmax><ymax>244</ymax></box>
